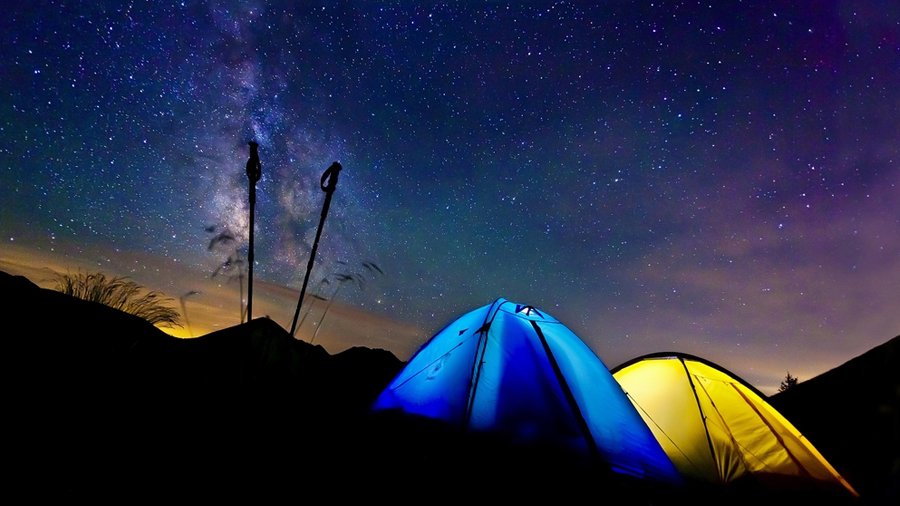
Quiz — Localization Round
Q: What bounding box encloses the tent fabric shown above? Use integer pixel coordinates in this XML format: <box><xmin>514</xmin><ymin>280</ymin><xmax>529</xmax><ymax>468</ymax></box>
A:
<box><xmin>371</xmin><ymin>298</ymin><xmax>681</xmax><ymax>483</ymax></box>
<box><xmin>611</xmin><ymin>353</ymin><xmax>857</xmax><ymax>495</ymax></box>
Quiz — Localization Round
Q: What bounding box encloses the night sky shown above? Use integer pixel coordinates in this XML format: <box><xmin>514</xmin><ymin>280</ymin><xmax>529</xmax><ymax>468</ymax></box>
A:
<box><xmin>2</xmin><ymin>1</ymin><xmax>898</xmax><ymax>393</ymax></box>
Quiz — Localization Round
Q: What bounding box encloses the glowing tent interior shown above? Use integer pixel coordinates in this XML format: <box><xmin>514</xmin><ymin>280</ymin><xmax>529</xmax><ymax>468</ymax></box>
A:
<box><xmin>371</xmin><ymin>298</ymin><xmax>680</xmax><ymax>483</ymax></box>
<box><xmin>611</xmin><ymin>353</ymin><xmax>857</xmax><ymax>495</ymax></box>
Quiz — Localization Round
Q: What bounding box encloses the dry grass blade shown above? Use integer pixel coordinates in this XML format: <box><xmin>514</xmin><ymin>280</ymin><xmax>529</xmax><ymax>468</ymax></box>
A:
<box><xmin>54</xmin><ymin>271</ymin><xmax>182</xmax><ymax>328</ymax></box>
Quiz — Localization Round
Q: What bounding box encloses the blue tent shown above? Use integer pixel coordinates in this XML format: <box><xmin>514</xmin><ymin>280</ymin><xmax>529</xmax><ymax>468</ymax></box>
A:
<box><xmin>372</xmin><ymin>298</ymin><xmax>680</xmax><ymax>483</ymax></box>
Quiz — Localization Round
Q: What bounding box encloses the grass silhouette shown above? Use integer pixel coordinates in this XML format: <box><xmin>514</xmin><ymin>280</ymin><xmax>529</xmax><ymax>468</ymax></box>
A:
<box><xmin>206</xmin><ymin>225</ymin><xmax>247</xmax><ymax>323</ymax></box>
<box><xmin>54</xmin><ymin>271</ymin><xmax>181</xmax><ymax>328</ymax></box>
<box><xmin>298</xmin><ymin>261</ymin><xmax>385</xmax><ymax>342</ymax></box>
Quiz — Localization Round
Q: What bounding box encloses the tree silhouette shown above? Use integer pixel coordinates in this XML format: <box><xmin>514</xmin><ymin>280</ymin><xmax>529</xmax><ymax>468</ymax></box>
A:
<box><xmin>778</xmin><ymin>371</ymin><xmax>798</xmax><ymax>392</ymax></box>
<box><xmin>54</xmin><ymin>271</ymin><xmax>181</xmax><ymax>328</ymax></box>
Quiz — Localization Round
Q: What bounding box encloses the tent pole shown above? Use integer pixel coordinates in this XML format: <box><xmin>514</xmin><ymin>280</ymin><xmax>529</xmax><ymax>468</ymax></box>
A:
<box><xmin>730</xmin><ymin>384</ymin><xmax>812</xmax><ymax>477</ymax></box>
<box><xmin>464</xmin><ymin>325</ymin><xmax>491</xmax><ymax>428</ymax></box>
<box><xmin>531</xmin><ymin>320</ymin><xmax>604</xmax><ymax>464</ymax></box>
<box><xmin>464</xmin><ymin>299</ymin><xmax>507</xmax><ymax>429</ymax></box>
<box><xmin>680</xmin><ymin>357</ymin><xmax>722</xmax><ymax>484</ymax></box>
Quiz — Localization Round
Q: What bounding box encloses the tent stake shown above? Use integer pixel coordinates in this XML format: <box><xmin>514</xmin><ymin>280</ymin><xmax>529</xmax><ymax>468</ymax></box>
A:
<box><xmin>290</xmin><ymin>161</ymin><xmax>342</xmax><ymax>337</ymax></box>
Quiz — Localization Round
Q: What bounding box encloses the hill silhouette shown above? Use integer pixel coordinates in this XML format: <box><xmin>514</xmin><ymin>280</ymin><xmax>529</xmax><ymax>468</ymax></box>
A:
<box><xmin>769</xmin><ymin>335</ymin><xmax>900</xmax><ymax>501</ymax></box>
<box><xmin>2</xmin><ymin>271</ymin><xmax>403</xmax><ymax>500</ymax></box>
<box><xmin>4</xmin><ymin>269</ymin><xmax>896</xmax><ymax>503</ymax></box>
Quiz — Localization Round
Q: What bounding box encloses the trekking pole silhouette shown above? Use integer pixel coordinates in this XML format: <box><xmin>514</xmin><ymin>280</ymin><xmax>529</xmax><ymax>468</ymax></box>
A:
<box><xmin>290</xmin><ymin>161</ymin><xmax>342</xmax><ymax>337</ymax></box>
<box><xmin>245</xmin><ymin>141</ymin><xmax>261</xmax><ymax>322</ymax></box>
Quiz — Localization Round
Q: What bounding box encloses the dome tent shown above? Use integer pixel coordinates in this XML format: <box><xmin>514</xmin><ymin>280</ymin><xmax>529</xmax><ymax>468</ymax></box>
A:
<box><xmin>611</xmin><ymin>353</ymin><xmax>857</xmax><ymax>496</ymax></box>
<box><xmin>371</xmin><ymin>298</ymin><xmax>680</xmax><ymax>484</ymax></box>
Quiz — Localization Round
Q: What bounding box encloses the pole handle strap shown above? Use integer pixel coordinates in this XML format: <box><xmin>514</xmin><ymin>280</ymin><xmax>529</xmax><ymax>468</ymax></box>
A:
<box><xmin>321</xmin><ymin>162</ymin><xmax>342</xmax><ymax>192</ymax></box>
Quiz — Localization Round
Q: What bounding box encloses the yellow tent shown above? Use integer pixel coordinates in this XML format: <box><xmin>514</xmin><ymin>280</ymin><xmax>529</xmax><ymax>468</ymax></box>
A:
<box><xmin>611</xmin><ymin>353</ymin><xmax>857</xmax><ymax>496</ymax></box>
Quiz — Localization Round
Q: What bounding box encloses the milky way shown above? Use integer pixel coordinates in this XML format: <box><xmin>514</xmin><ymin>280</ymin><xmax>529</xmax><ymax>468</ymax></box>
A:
<box><xmin>2</xmin><ymin>1</ymin><xmax>898</xmax><ymax>391</ymax></box>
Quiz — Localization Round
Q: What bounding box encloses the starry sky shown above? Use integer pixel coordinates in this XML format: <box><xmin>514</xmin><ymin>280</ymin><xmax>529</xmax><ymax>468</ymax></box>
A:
<box><xmin>2</xmin><ymin>1</ymin><xmax>898</xmax><ymax>393</ymax></box>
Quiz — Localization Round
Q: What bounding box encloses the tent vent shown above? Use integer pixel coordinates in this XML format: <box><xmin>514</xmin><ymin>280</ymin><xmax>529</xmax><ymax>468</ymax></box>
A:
<box><xmin>515</xmin><ymin>305</ymin><xmax>543</xmax><ymax>317</ymax></box>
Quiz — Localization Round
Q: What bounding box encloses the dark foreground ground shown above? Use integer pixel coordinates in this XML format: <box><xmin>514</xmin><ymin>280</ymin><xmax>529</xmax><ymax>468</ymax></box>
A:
<box><xmin>2</xmin><ymin>271</ymin><xmax>895</xmax><ymax>503</ymax></box>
